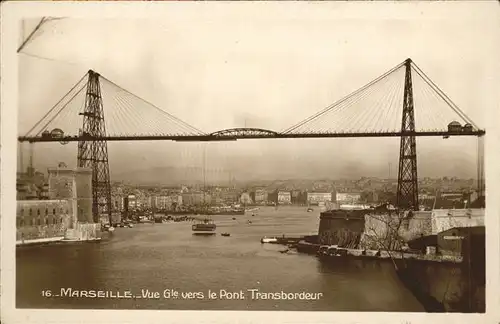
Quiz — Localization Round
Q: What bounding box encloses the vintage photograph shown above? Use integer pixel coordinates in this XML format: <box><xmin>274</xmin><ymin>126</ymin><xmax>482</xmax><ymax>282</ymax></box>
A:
<box><xmin>7</xmin><ymin>2</ymin><xmax>496</xmax><ymax>317</ymax></box>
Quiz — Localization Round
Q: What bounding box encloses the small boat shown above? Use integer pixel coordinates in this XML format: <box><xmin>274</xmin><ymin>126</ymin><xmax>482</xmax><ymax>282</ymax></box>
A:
<box><xmin>232</xmin><ymin>217</ymin><xmax>236</xmax><ymax>220</ymax></box>
<box><xmin>247</xmin><ymin>220</ymin><xmax>252</xmax><ymax>224</ymax></box>
<box><xmin>280</xmin><ymin>249</ymin><xmax>289</xmax><ymax>254</ymax></box>
<box><xmin>261</xmin><ymin>237</ymin><xmax>278</xmax><ymax>244</ymax></box>
<box><xmin>221</xmin><ymin>233</ymin><xmax>230</xmax><ymax>237</ymax></box>
<box><xmin>307</xmin><ymin>208</ymin><xmax>314</xmax><ymax>212</ymax></box>
<box><xmin>127</xmin><ymin>223</ymin><xmax>134</xmax><ymax>228</ymax></box>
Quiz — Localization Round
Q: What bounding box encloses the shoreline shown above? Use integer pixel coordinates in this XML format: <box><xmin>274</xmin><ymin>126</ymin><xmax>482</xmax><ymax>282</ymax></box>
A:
<box><xmin>16</xmin><ymin>237</ymin><xmax>102</xmax><ymax>247</ymax></box>
<box><xmin>296</xmin><ymin>240</ymin><xmax>463</xmax><ymax>264</ymax></box>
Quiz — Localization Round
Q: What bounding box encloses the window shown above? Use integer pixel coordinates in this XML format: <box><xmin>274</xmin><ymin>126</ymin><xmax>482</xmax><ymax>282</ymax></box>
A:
<box><xmin>53</xmin><ymin>208</ymin><xmax>56</xmax><ymax>215</ymax></box>
<box><xmin>20</xmin><ymin>219</ymin><xmax>24</xmax><ymax>226</ymax></box>
<box><xmin>37</xmin><ymin>209</ymin><xmax>40</xmax><ymax>216</ymax></box>
<box><xmin>20</xmin><ymin>208</ymin><xmax>24</xmax><ymax>215</ymax></box>
<box><xmin>45</xmin><ymin>218</ymin><xmax>48</xmax><ymax>225</ymax></box>
<box><xmin>45</xmin><ymin>208</ymin><xmax>48</xmax><ymax>215</ymax></box>
<box><xmin>29</xmin><ymin>208</ymin><xmax>32</xmax><ymax>216</ymax></box>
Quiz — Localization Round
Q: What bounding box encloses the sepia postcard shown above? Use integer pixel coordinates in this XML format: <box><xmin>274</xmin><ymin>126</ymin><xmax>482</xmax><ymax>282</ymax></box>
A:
<box><xmin>1</xmin><ymin>1</ymin><xmax>500</xmax><ymax>324</ymax></box>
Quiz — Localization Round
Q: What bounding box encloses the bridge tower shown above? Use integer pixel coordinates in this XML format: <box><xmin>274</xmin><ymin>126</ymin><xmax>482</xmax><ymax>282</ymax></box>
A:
<box><xmin>396</xmin><ymin>59</ymin><xmax>419</xmax><ymax>211</ymax></box>
<box><xmin>77</xmin><ymin>70</ymin><xmax>112</xmax><ymax>224</ymax></box>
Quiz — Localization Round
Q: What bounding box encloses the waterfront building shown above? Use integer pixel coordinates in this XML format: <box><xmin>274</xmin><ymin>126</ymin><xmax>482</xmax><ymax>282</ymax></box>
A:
<box><xmin>16</xmin><ymin>168</ymin><xmax>47</xmax><ymax>200</ymax></box>
<box><xmin>181</xmin><ymin>192</ymin><xmax>211</xmax><ymax>206</ymax></box>
<box><xmin>152</xmin><ymin>195</ymin><xmax>171</xmax><ymax>209</ymax></box>
<box><xmin>134</xmin><ymin>192</ymin><xmax>150</xmax><ymax>208</ymax></box>
<box><xmin>290</xmin><ymin>190</ymin><xmax>301</xmax><ymax>204</ymax></box>
<box><xmin>220</xmin><ymin>190</ymin><xmax>239</xmax><ymax>204</ymax></box>
<box><xmin>306</xmin><ymin>192</ymin><xmax>332</xmax><ymax>205</ymax></box>
<box><xmin>325</xmin><ymin>201</ymin><xmax>340</xmax><ymax>210</ymax></box>
<box><xmin>440</xmin><ymin>191</ymin><xmax>464</xmax><ymax>201</ymax></box>
<box><xmin>362</xmin><ymin>191</ymin><xmax>379</xmax><ymax>203</ymax></box>
<box><xmin>318</xmin><ymin>205</ymin><xmax>485</xmax><ymax>252</ymax></box>
<box><xmin>418</xmin><ymin>193</ymin><xmax>436</xmax><ymax>200</ymax></box>
<box><xmin>240</xmin><ymin>192</ymin><xmax>253</xmax><ymax>205</ymax></box>
<box><xmin>16</xmin><ymin>181</ymin><xmax>38</xmax><ymax>200</ymax></box>
<box><xmin>174</xmin><ymin>194</ymin><xmax>183</xmax><ymax>207</ymax></box>
<box><xmin>318</xmin><ymin>209</ymin><xmax>367</xmax><ymax>247</ymax></box>
<box><xmin>40</xmin><ymin>183</ymin><xmax>50</xmax><ymax>199</ymax></box>
<box><xmin>431</xmin><ymin>208</ymin><xmax>484</xmax><ymax>234</ymax></box>
<box><xmin>250</xmin><ymin>189</ymin><xmax>268</xmax><ymax>204</ymax></box>
<box><xmin>437</xmin><ymin>226</ymin><xmax>485</xmax><ymax>258</ymax></box>
<box><xmin>148</xmin><ymin>195</ymin><xmax>181</xmax><ymax>210</ymax></box>
<box><xmin>211</xmin><ymin>195</ymin><xmax>223</xmax><ymax>206</ymax></box>
<box><xmin>17</xmin><ymin>200</ymin><xmax>73</xmax><ymax>241</ymax></box>
<box><xmin>335</xmin><ymin>192</ymin><xmax>362</xmax><ymax>204</ymax></box>
<box><xmin>127</xmin><ymin>195</ymin><xmax>137</xmax><ymax>209</ymax></box>
<box><xmin>149</xmin><ymin>196</ymin><xmax>157</xmax><ymax>210</ymax></box>
<box><xmin>111</xmin><ymin>195</ymin><xmax>124</xmax><ymax>212</ymax></box>
<box><xmin>277</xmin><ymin>191</ymin><xmax>291</xmax><ymax>204</ymax></box>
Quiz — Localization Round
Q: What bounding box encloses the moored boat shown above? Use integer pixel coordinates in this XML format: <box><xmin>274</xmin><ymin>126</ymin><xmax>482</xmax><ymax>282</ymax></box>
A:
<box><xmin>261</xmin><ymin>236</ymin><xmax>278</xmax><ymax>244</ymax></box>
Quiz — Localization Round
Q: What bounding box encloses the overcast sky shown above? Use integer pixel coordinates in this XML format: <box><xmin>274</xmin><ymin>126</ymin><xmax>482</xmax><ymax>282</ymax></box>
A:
<box><xmin>16</xmin><ymin>3</ymin><xmax>499</xmax><ymax>181</ymax></box>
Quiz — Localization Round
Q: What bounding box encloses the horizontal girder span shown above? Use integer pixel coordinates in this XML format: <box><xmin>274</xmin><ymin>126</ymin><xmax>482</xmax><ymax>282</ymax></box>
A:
<box><xmin>18</xmin><ymin>130</ymin><xmax>485</xmax><ymax>143</ymax></box>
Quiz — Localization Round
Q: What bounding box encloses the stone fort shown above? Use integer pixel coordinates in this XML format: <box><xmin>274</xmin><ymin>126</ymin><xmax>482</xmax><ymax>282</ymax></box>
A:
<box><xmin>16</xmin><ymin>166</ymin><xmax>100</xmax><ymax>243</ymax></box>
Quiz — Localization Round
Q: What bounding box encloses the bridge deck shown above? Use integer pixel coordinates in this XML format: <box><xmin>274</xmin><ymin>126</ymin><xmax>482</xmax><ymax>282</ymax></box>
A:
<box><xmin>18</xmin><ymin>130</ymin><xmax>485</xmax><ymax>143</ymax></box>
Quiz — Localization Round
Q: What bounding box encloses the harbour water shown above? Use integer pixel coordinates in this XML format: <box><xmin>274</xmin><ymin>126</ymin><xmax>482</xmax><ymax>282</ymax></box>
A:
<box><xmin>17</xmin><ymin>206</ymin><xmax>425</xmax><ymax>311</ymax></box>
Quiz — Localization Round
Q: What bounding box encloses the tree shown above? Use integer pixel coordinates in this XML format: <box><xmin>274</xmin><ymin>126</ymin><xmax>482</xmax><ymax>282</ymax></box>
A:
<box><xmin>360</xmin><ymin>207</ymin><xmax>408</xmax><ymax>270</ymax></box>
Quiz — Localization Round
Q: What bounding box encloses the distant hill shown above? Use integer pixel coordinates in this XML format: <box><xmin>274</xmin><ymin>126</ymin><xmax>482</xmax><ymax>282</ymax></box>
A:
<box><xmin>110</xmin><ymin>167</ymin><xmax>331</xmax><ymax>187</ymax></box>
<box><xmin>112</xmin><ymin>167</ymin><xmax>214</xmax><ymax>186</ymax></box>
<box><xmin>110</xmin><ymin>165</ymin><xmax>478</xmax><ymax>190</ymax></box>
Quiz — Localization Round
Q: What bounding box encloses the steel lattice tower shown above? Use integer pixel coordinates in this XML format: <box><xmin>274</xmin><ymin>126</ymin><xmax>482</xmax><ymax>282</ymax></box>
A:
<box><xmin>77</xmin><ymin>70</ymin><xmax>112</xmax><ymax>224</ymax></box>
<box><xmin>396</xmin><ymin>59</ymin><xmax>419</xmax><ymax>211</ymax></box>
